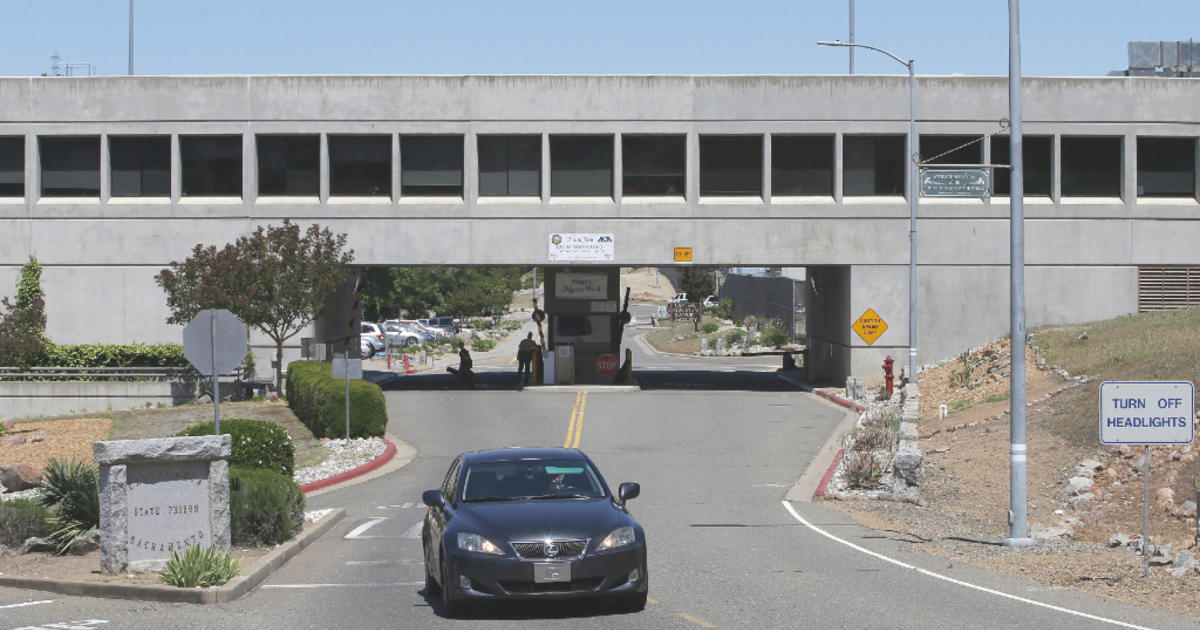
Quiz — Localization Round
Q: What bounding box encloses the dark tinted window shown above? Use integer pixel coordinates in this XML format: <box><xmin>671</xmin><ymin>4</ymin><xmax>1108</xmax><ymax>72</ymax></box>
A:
<box><xmin>40</xmin><ymin>136</ymin><xmax>100</xmax><ymax>197</ymax></box>
<box><xmin>1138</xmin><ymin>137</ymin><xmax>1195</xmax><ymax>198</ymax></box>
<box><xmin>0</xmin><ymin>137</ymin><xmax>22</xmax><ymax>197</ymax></box>
<box><xmin>462</xmin><ymin>459</ymin><xmax>604</xmax><ymax>501</ymax></box>
<box><xmin>843</xmin><ymin>135</ymin><xmax>904</xmax><ymax>196</ymax></box>
<box><xmin>551</xmin><ymin>135</ymin><xmax>612</xmax><ymax>197</ymax></box>
<box><xmin>990</xmin><ymin>136</ymin><xmax>1052</xmax><ymax>196</ymax></box>
<box><xmin>772</xmin><ymin>135</ymin><xmax>832</xmax><ymax>196</ymax></box>
<box><xmin>257</xmin><ymin>135</ymin><xmax>318</xmax><ymax>196</ymax></box>
<box><xmin>920</xmin><ymin>135</ymin><xmax>982</xmax><ymax>165</ymax></box>
<box><xmin>700</xmin><ymin>135</ymin><xmax>762</xmax><ymax>196</ymax></box>
<box><xmin>329</xmin><ymin>135</ymin><xmax>391</xmax><ymax>197</ymax></box>
<box><xmin>479</xmin><ymin>135</ymin><xmax>540</xmax><ymax>196</ymax></box>
<box><xmin>623</xmin><ymin>135</ymin><xmax>685</xmax><ymax>196</ymax></box>
<box><xmin>401</xmin><ymin>135</ymin><xmax>463</xmax><ymax>197</ymax></box>
<box><xmin>110</xmin><ymin>136</ymin><xmax>169</xmax><ymax>197</ymax></box>
<box><xmin>1062</xmin><ymin>136</ymin><xmax>1121</xmax><ymax>197</ymax></box>
<box><xmin>181</xmin><ymin>136</ymin><xmax>242</xmax><ymax>197</ymax></box>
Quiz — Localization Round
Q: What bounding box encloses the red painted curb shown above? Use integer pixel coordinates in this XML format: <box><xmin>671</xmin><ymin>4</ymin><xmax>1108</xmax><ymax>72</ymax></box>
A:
<box><xmin>814</xmin><ymin>448</ymin><xmax>844</xmax><ymax>499</ymax></box>
<box><xmin>300</xmin><ymin>438</ymin><xmax>397</xmax><ymax>494</ymax></box>
<box><xmin>816</xmin><ymin>389</ymin><xmax>868</xmax><ymax>412</ymax></box>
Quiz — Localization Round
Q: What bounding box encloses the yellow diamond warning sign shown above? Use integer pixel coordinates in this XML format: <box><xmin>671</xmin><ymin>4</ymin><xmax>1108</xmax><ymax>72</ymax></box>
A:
<box><xmin>852</xmin><ymin>308</ymin><xmax>888</xmax><ymax>345</ymax></box>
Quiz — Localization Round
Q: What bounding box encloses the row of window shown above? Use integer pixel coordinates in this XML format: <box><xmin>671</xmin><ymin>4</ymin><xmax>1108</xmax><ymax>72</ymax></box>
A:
<box><xmin>0</xmin><ymin>133</ymin><xmax>1194</xmax><ymax>200</ymax></box>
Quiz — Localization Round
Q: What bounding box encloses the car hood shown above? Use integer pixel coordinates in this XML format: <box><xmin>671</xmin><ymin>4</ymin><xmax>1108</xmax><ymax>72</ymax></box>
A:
<box><xmin>459</xmin><ymin>498</ymin><xmax>631</xmax><ymax>542</ymax></box>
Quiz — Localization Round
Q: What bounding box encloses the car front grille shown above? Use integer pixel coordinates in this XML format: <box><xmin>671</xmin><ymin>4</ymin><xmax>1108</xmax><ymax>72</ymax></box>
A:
<box><xmin>510</xmin><ymin>539</ymin><xmax>588</xmax><ymax>559</ymax></box>
<box><xmin>499</xmin><ymin>577</ymin><xmax>604</xmax><ymax>594</ymax></box>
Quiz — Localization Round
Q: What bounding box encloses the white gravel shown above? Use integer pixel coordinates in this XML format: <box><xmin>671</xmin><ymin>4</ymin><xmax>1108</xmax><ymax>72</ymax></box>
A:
<box><xmin>292</xmin><ymin>437</ymin><xmax>389</xmax><ymax>486</ymax></box>
<box><xmin>1</xmin><ymin>436</ymin><xmax>389</xmax><ymax>501</ymax></box>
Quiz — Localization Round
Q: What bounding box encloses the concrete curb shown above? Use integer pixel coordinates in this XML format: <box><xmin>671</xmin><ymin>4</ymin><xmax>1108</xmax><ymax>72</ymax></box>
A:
<box><xmin>0</xmin><ymin>508</ymin><xmax>346</xmax><ymax>604</ymax></box>
<box><xmin>299</xmin><ymin>438</ymin><xmax>397</xmax><ymax>494</ymax></box>
<box><xmin>778</xmin><ymin>375</ymin><xmax>867</xmax><ymax>502</ymax></box>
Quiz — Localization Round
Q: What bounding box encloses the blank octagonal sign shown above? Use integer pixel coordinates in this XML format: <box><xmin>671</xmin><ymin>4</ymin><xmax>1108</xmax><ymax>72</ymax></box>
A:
<box><xmin>183</xmin><ymin>309</ymin><xmax>248</xmax><ymax>375</ymax></box>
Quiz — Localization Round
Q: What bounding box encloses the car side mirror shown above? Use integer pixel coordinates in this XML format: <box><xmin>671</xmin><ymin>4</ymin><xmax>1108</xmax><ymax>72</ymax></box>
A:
<box><xmin>422</xmin><ymin>489</ymin><xmax>445</xmax><ymax>508</ymax></box>
<box><xmin>618</xmin><ymin>482</ymin><xmax>640</xmax><ymax>504</ymax></box>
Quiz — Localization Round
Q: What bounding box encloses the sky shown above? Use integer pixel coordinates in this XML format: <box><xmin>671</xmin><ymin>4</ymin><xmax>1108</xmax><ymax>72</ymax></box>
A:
<box><xmin>1</xmin><ymin>0</ymin><xmax>1198</xmax><ymax>78</ymax></box>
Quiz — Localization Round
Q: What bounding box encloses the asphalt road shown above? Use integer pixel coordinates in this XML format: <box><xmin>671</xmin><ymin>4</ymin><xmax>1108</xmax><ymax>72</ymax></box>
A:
<box><xmin>3</xmin><ymin>345</ymin><xmax>1199</xmax><ymax>628</ymax></box>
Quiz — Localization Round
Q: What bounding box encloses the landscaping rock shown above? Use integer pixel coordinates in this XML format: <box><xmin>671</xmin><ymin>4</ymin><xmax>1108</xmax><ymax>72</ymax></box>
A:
<box><xmin>1067</xmin><ymin>492</ymin><xmax>1094</xmax><ymax>509</ymax></box>
<box><xmin>0</xmin><ymin>418</ymin><xmax>13</xmax><ymax>432</ymax></box>
<box><xmin>1156</xmin><ymin>487</ymin><xmax>1176</xmax><ymax>511</ymax></box>
<box><xmin>1031</xmin><ymin>523</ymin><xmax>1072</xmax><ymax>540</ymax></box>
<box><xmin>27</xmin><ymin>430</ymin><xmax>46</xmax><ymax>443</ymax></box>
<box><xmin>1066</xmin><ymin>476</ymin><xmax>1093</xmax><ymax>496</ymax></box>
<box><xmin>891</xmin><ymin>441</ymin><xmax>924</xmax><ymax>501</ymax></box>
<box><xmin>0</xmin><ymin>463</ymin><xmax>41</xmax><ymax>492</ymax></box>
<box><xmin>898</xmin><ymin>422</ymin><xmax>920</xmax><ymax>441</ymax></box>
<box><xmin>1073</xmin><ymin>459</ymin><xmax>1102</xmax><ymax>477</ymax></box>
<box><xmin>0</xmin><ymin>435</ymin><xmax>28</xmax><ymax>447</ymax></box>
<box><xmin>1151</xmin><ymin>544</ymin><xmax>1174</xmax><ymax>565</ymax></box>
<box><xmin>1175</xmin><ymin>500</ymin><xmax>1197</xmax><ymax>519</ymax></box>
<box><xmin>69</xmin><ymin>530</ymin><xmax>101</xmax><ymax>555</ymax></box>
<box><xmin>19</xmin><ymin>537</ymin><xmax>56</xmax><ymax>555</ymax></box>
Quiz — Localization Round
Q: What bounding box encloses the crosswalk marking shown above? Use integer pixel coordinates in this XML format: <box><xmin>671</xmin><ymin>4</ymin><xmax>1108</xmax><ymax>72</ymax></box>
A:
<box><xmin>344</xmin><ymin>517</ymin><xmax>388</xmax><ymax>539</ymax></box>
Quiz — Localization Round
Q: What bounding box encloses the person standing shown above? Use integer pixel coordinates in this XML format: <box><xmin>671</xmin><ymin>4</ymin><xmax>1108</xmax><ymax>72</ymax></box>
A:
<box><xmin>516</xmin><ymin>332</ymin><xmax>537</xmax><ymax>385</ymax></box>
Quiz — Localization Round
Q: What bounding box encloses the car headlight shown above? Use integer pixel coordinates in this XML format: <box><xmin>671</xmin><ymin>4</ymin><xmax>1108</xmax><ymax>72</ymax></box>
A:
<box><xmin>457</xmin><ymin>532</ymin><xmax>504</xmax><ymax>555</ymax></box>
<box><xmin>597</xmin><ymin>526</ymin><xmax>636</xmax><ymax>551</ymax></box>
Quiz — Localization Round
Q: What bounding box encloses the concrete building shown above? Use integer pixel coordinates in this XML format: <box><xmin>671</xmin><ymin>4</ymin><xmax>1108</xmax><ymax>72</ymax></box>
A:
<box><xmin>2</xmin><ymin>75</ymin><xmax>1199</xmax><ymax>383</ymax></box>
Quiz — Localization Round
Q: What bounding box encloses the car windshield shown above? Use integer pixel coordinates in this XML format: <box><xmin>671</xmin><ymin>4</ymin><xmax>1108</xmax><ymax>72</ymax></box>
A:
<box><xmin>461</xmin><ymin>459</ymin><xmax>606</xmax><ymax>502</ymax></box>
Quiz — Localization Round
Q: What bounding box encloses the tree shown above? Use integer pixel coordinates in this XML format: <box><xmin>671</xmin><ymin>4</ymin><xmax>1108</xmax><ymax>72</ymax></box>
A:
<box><xmin>678</xmin><ymin>266</ymin><xmax>716</xmax><ymax>303</ymax></box>
<box><xmin>0</xmin><ymin>256</ymin><xmax>48</xmax><ymax>368</ymax></box>
<box><xmin>155</xmin><ymin>220</ymin><xmax>354</xmax><ymax>391</ymax></box>
<box><xmin>359</xmin><ymin>266</ymin><xmax>523</xmax><ymax>321</ymax></box>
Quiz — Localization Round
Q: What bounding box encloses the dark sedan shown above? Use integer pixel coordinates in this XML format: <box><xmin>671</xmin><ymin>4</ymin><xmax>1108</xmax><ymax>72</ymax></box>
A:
<box><xmin>421</xmin><ymin>448</ymin><xmax>648</xmax><ymax>617</ymax></box>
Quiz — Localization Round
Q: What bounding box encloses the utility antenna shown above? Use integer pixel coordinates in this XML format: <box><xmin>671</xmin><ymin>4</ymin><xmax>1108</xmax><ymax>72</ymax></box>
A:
<box><xmin>50</xmin><ymin>49</ymin><xmax>96</xmax><ymax>76</ymax></box>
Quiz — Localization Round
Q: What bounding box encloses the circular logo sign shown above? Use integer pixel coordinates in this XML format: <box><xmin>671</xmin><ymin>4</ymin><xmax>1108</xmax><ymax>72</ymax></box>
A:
<box><xmin>544</xmin><ymin>543</ymin><xmax>559</xmax><ymax>557</ymax></box>
<box><xmin>595</xmin><ymin>354</ymin><xmax>619</xmax><ymax>377</ymax></box>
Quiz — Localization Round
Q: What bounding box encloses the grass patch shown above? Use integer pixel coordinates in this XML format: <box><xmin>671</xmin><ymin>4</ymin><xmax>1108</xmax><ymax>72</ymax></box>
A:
<box><xmin>949</xmin><ymin>398</ymin><xmax>975</xmax><ymax>413</ymax></box>
<box><xmin>984</xmin><ymin>392</ymin><xmax>1011</xmax><ymax>403</ymax></box>
<box><xmin>1032</xmin><ymin>306</ymin><xmax>1200</xmax><ymax>445</ymax></box>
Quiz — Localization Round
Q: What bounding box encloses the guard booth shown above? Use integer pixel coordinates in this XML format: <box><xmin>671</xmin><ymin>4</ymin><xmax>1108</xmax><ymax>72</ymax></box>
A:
<box><xmin>543</xmin><ymin>266</ymin><xmax>624</xmax><ymax>385</ymax></box>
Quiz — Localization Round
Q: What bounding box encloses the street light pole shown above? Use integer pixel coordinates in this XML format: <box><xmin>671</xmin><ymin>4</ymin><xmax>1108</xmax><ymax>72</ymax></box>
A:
<box><xmin>818</xmin><ymin>40</ymin><xmax>918</xmax><ymax>384</ymax></box>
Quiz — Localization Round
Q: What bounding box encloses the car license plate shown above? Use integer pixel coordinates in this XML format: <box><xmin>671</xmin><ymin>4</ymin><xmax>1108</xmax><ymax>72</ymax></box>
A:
<box><xmin>533</xmin><ymin>562</ymin><xmax>570</xmax><ymax>583</ymax></box>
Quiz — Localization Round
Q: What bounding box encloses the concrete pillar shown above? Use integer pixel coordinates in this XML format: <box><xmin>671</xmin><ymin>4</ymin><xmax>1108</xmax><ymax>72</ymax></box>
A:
<box><xmin>613</xmin><ymin>132</ymin><xmax>623</xmax><ymax>205</ymax></box>
<box><xmin>686</xmin><ymin>129</ymin><xmax>699</xmax><ymax>205</ymax></box>
<box><xmin>26</xmin><ymin>132</ymin><xmax>38</xmax><ymax>206</ymax></box>
<box><xmin>1051</xmin><ymin>134</ymin><xmax>1061</xmax><ymax>203</ymax></box>
<box><xmin>391</xmin><ymin>133</ymin><xmax>400</xmax><ymax>203</ymax></box>
<box><xmin>762</xmin><ymin>133</ymin><xmax>772</xmax><ymax>205</ymax></box>
<box><xmin>99</xmin><ymin>134</ymin><xmax>110</xmax><ymax>204</ymax></box>
<box><xmin>464</xmin><ymin>131</ymin><xmax>478</xmax><ymax>206</ymax></box>
<box><xmin>319</xmin><ymin>133</ymin><xmax>329</xmax><ymax>204</ymax></box>
<box><xmin>1123</xmin><ymin>132</ymin><xmax>1136</xmax><ymax>207</ymax></box>
<box><xmin>243</xmin><ymin>132</ymin><xmax>256</xmax><ymax>206</ymax></box>
<box><xmin>833</xmin><ymin>133</ymin><xmax>844</xmax><ymax>204</ymax></box>
<box><xmin>541</xmin><ymin>133</ymin><xmax>551</xmax><ymax>203</ymax></box>
<box><xmin>170</xmin><ymin>134</ymin><xmax>181</xmax><ymax>203</ymax></box>
<box><xmin>313</xmin><ymin>272</ymin><xmax>362</xmax><ymax>359</ymax></box>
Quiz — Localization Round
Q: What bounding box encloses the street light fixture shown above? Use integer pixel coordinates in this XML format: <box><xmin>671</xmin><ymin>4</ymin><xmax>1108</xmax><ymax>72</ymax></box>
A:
<box><xmin>817</xmin><ymin>40</ymin><xmax>918</xmax><ymax>384</ymax></box>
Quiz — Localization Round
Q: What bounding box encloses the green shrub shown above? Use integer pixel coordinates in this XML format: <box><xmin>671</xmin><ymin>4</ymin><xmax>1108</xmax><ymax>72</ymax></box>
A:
<box><xmin>715</xmin><ymin>298</ymin><xmax>733</xmax><ymax>320</ymax></box>
<box><xmin>470</xmin><ymin>319</ymin><xmax>489</xmax><ymax>330</ymax></box>
<box><xmin>724</xmin><ymin>329</ymin><xmax>746</xmax><ymax>346</ymax></box>
<box><xmin>759</xmin><ymin>326</ymin><xmax>789</xmax><ymax>348</ymax></box>
<box><xmin>701</xmin><ymin>322</ymin><xmax>719</xmax><ymax>334</ymax></box>
<box><xmin>442</xmin><ymin>335</ymin><xmax>465</xmax><ymax>350</ymax></box>
<box><xmin>160</xmin><ymin>544</ymin><xmax>241</xmax><ymax>588</ymax></box>
<box><xmin>0</xmin><ymin>498</ymin><xmax>53</xmax><ymax>547</ymax></box>
<box><xmin>39</xmin><ymin>458</ymin><xmax>100</xmax><ymax>555</ymax></box>
<box><xmin>852</xmin><ymin>429</ymin><xmax>896</xmax><ymax>452</ymax></box>
<box><xmin>229</xmin><ymin>466</ymin><xmax>305</xmax><ymax>547</ymax></box>
<box><xmin>176</xmin><ymin>418</ymin><xmax>295</xmax><ymax>477</ymax></box>
<box><xmin>43</xmin><ymin>343</ymin><xmax>188</xmax><ymax>368</ymax></box>
<box><xmin>845</xmin><ymin>452</ymin><xmax>883</xmax><ymax>489</ymax></box>
<box><xmin>471</xmin><ymin>338</ymin><xmax>496</xmax><ymax>352</ymax></box>
<box><xmin>285</xmin><ymin>361</ymin><xmax>387</xmax><ymax>439</ymax></box>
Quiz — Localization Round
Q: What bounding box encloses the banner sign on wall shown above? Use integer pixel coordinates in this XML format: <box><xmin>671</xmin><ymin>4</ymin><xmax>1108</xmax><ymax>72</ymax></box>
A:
<box><xmin>549</xmin><ymin>233</ymin><xmax>614</xmax><ymax>262</ymax></box>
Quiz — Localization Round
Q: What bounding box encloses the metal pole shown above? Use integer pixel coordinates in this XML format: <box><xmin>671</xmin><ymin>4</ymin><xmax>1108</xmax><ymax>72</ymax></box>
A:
<box><xmin>1003</xmin><ymin>0</ymin><xmax>1033</xmax><ymax>547</ymax></box>
<box><xmin>907</xmin><ymin>60</ymin><xmax>918</xmax><ymax>385</ymax></box>
<box><xmin>345</xmin><ymin>362</ymin><xmax>351</xmax><ymax>446</ymax></box>
<box><xmin>1143</xmin><ymin>445</ymin><xmax>1151</xmax><ymax>577</ymax></box>
<box><xmin>128</xmin><ymin>0</ymin><xmax>134</xmax><ymax>75</ymax></box>
<box><xmin>210</xmin><ymin>311</ymin><xmax>220</xmax><ymax>434</ymax></box>
<box><xmin>848</xmin><ymin>0</ymin><xmax>855</xmax><ymax>74</ymax></box>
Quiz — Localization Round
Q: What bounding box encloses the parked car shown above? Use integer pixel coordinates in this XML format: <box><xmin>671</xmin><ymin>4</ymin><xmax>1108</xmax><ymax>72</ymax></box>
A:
<box><xmin>703</xmin><ymin>295</ymin><xmax>719</xmax><ymax>308</ymax></box>
<box><xmin>667</xmin><ymin>292</ymin><xmax>688</xmax><ymax>304</ymax></box>
<box><xmin>419</xmin><ymin>316</ymin><xmax>458</xmax><ymax>335</ymax></box>
<box><xmin>383</xmin><ymin>323</ymin><xmax>424</xmax><ymax>348</ymax></box>
<box><xmin>422</xmin><ymin>448</ymin><xmax>647</xmax><ymax>617</ymax></box>
<box><xmin>360</xmin><ymin>322</ymin><xmax>387</xmax><ymax>357</ymax></box>
<box><xmin>388</xmin><ymin>319</ymin><xmax>445</xmax><ymax>340</ymax></box>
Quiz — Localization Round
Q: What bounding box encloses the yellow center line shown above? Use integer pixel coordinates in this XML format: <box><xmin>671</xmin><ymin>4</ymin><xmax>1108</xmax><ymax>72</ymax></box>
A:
<box><xmin>563</xmin><ymin>391</ymin><xmax>587</xmax><ymax>448</ymax></box>
<box><xmin>678</xmin><ymin>613</ymin><xmax>716</xmax><ymax>628</ymax></box>
<box><xmin>507</xmin><ymin>356</ymin><xmax>517</xmax><ymax>365</ymax></box>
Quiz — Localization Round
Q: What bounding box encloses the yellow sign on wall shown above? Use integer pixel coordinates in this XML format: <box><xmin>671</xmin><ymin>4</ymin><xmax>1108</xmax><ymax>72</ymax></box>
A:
<box><xmin>673</xmin><ymin>247</ymin><xmax>693</xmax><ymax>262</ymax></box>
<box><xmin>852</xmin><ymin>308</ymin><xmax>888</xmax><ymax>345</ymax></box>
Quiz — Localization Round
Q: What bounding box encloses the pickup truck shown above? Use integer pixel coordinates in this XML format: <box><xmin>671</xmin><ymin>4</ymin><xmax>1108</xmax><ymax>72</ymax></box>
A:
<box><xmin>668</xmin><ymin>292</ymin><xmax>688</xmax><ymax>304</ymax></box>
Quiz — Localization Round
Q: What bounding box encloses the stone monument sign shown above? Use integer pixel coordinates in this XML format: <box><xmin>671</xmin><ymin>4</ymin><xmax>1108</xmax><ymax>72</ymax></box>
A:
<box><xmin>94</xmin><ymin>435</ymin><xmax>232</xmax><ymax>574</ymax></box>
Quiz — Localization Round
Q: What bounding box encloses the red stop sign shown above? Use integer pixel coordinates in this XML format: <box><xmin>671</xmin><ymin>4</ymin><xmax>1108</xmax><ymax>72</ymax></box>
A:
<box><xmin>595</xmin><ymin>353</ymin><xmax>619</xmax><ymax>377</ymax></box>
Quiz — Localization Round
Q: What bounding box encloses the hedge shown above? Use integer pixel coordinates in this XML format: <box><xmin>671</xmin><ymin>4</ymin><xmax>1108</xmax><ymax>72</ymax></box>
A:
<box><xmin>43</xmin><ymin>343</ymin><xmax>188</xmax><ymax>368</ymax></box>
<box><xmin>229</xmin><ymin>466</ymin><xmax>305</xmax><ymax>547</ymax></box>
<box><xmin>175</xmin><ymin>418</ymin><xmax>295</xmax><ymax>477</ymax></box>
<box><xmin>285</xmin><ymin>361</ymin><xmax>387</xmax><ymax>439</ymax></box>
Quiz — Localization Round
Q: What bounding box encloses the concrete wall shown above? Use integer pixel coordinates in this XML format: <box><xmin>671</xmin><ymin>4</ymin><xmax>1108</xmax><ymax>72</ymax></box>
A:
<box><xmin>2</xmin><ymin>75</ymin><xmax>1199</xmax><ymax>381</ymax></box>
<box><xmin>0</xmin><ymin>380</ymin><xmax>200</xmax><ymax>419</ymax></box>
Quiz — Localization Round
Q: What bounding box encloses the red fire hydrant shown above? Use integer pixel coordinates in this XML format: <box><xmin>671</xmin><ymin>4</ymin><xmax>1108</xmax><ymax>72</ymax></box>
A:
<box><xmin>882</xmin><ymin>355</ymin><xmax>895</xmax><ymax>395</ymax></box>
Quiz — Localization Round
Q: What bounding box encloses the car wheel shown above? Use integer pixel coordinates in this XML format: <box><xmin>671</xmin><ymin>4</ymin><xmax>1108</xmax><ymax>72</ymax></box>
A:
<box><xmin>440</xmin><ymin>549</ymin><xmax>462</xmax><ymax>618</ymax></box>
<box><xmin>360</xmin><ymin>339</ymin><xmax>373</xmax><ymax>357</ymax></box>
<box><xmin>423</xmin><ymin>539</ymin><xmax>440</xmax><ymax>596</ymax></box>
<box><xmin>406</xmin><ymin>337</ymin><xmax>418</xmax><ymax>348</ymax></box>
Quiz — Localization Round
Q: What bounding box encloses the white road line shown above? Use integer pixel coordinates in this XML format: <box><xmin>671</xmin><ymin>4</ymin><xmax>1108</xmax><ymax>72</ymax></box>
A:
<box><xmin>780</xmin><ymin>501</ymin><xmax>1157</xmax><ymax>630</ymax></box>
<box><xmin>0</xmin><ymin>599</ymin><xmax>55</xmax><ymax>610</ymax></box>
<box><xmin>345</xmin><ymin>559</ymin><xmax>416</xmax><ymax>566</ymax></box>
<box><xmin>261</xmin><ymin>582</ymin><xmax>424</xmax><ymax>589</ymax></box>
<box><xmin>344</xmin><ymin>517</ymin><xmax>389</xmax><ymax>539</ymax></box>
<box><xmin>402</xmin><ymin>522</ymin><xmax>423</xmax><ymax>539</ymax></box>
